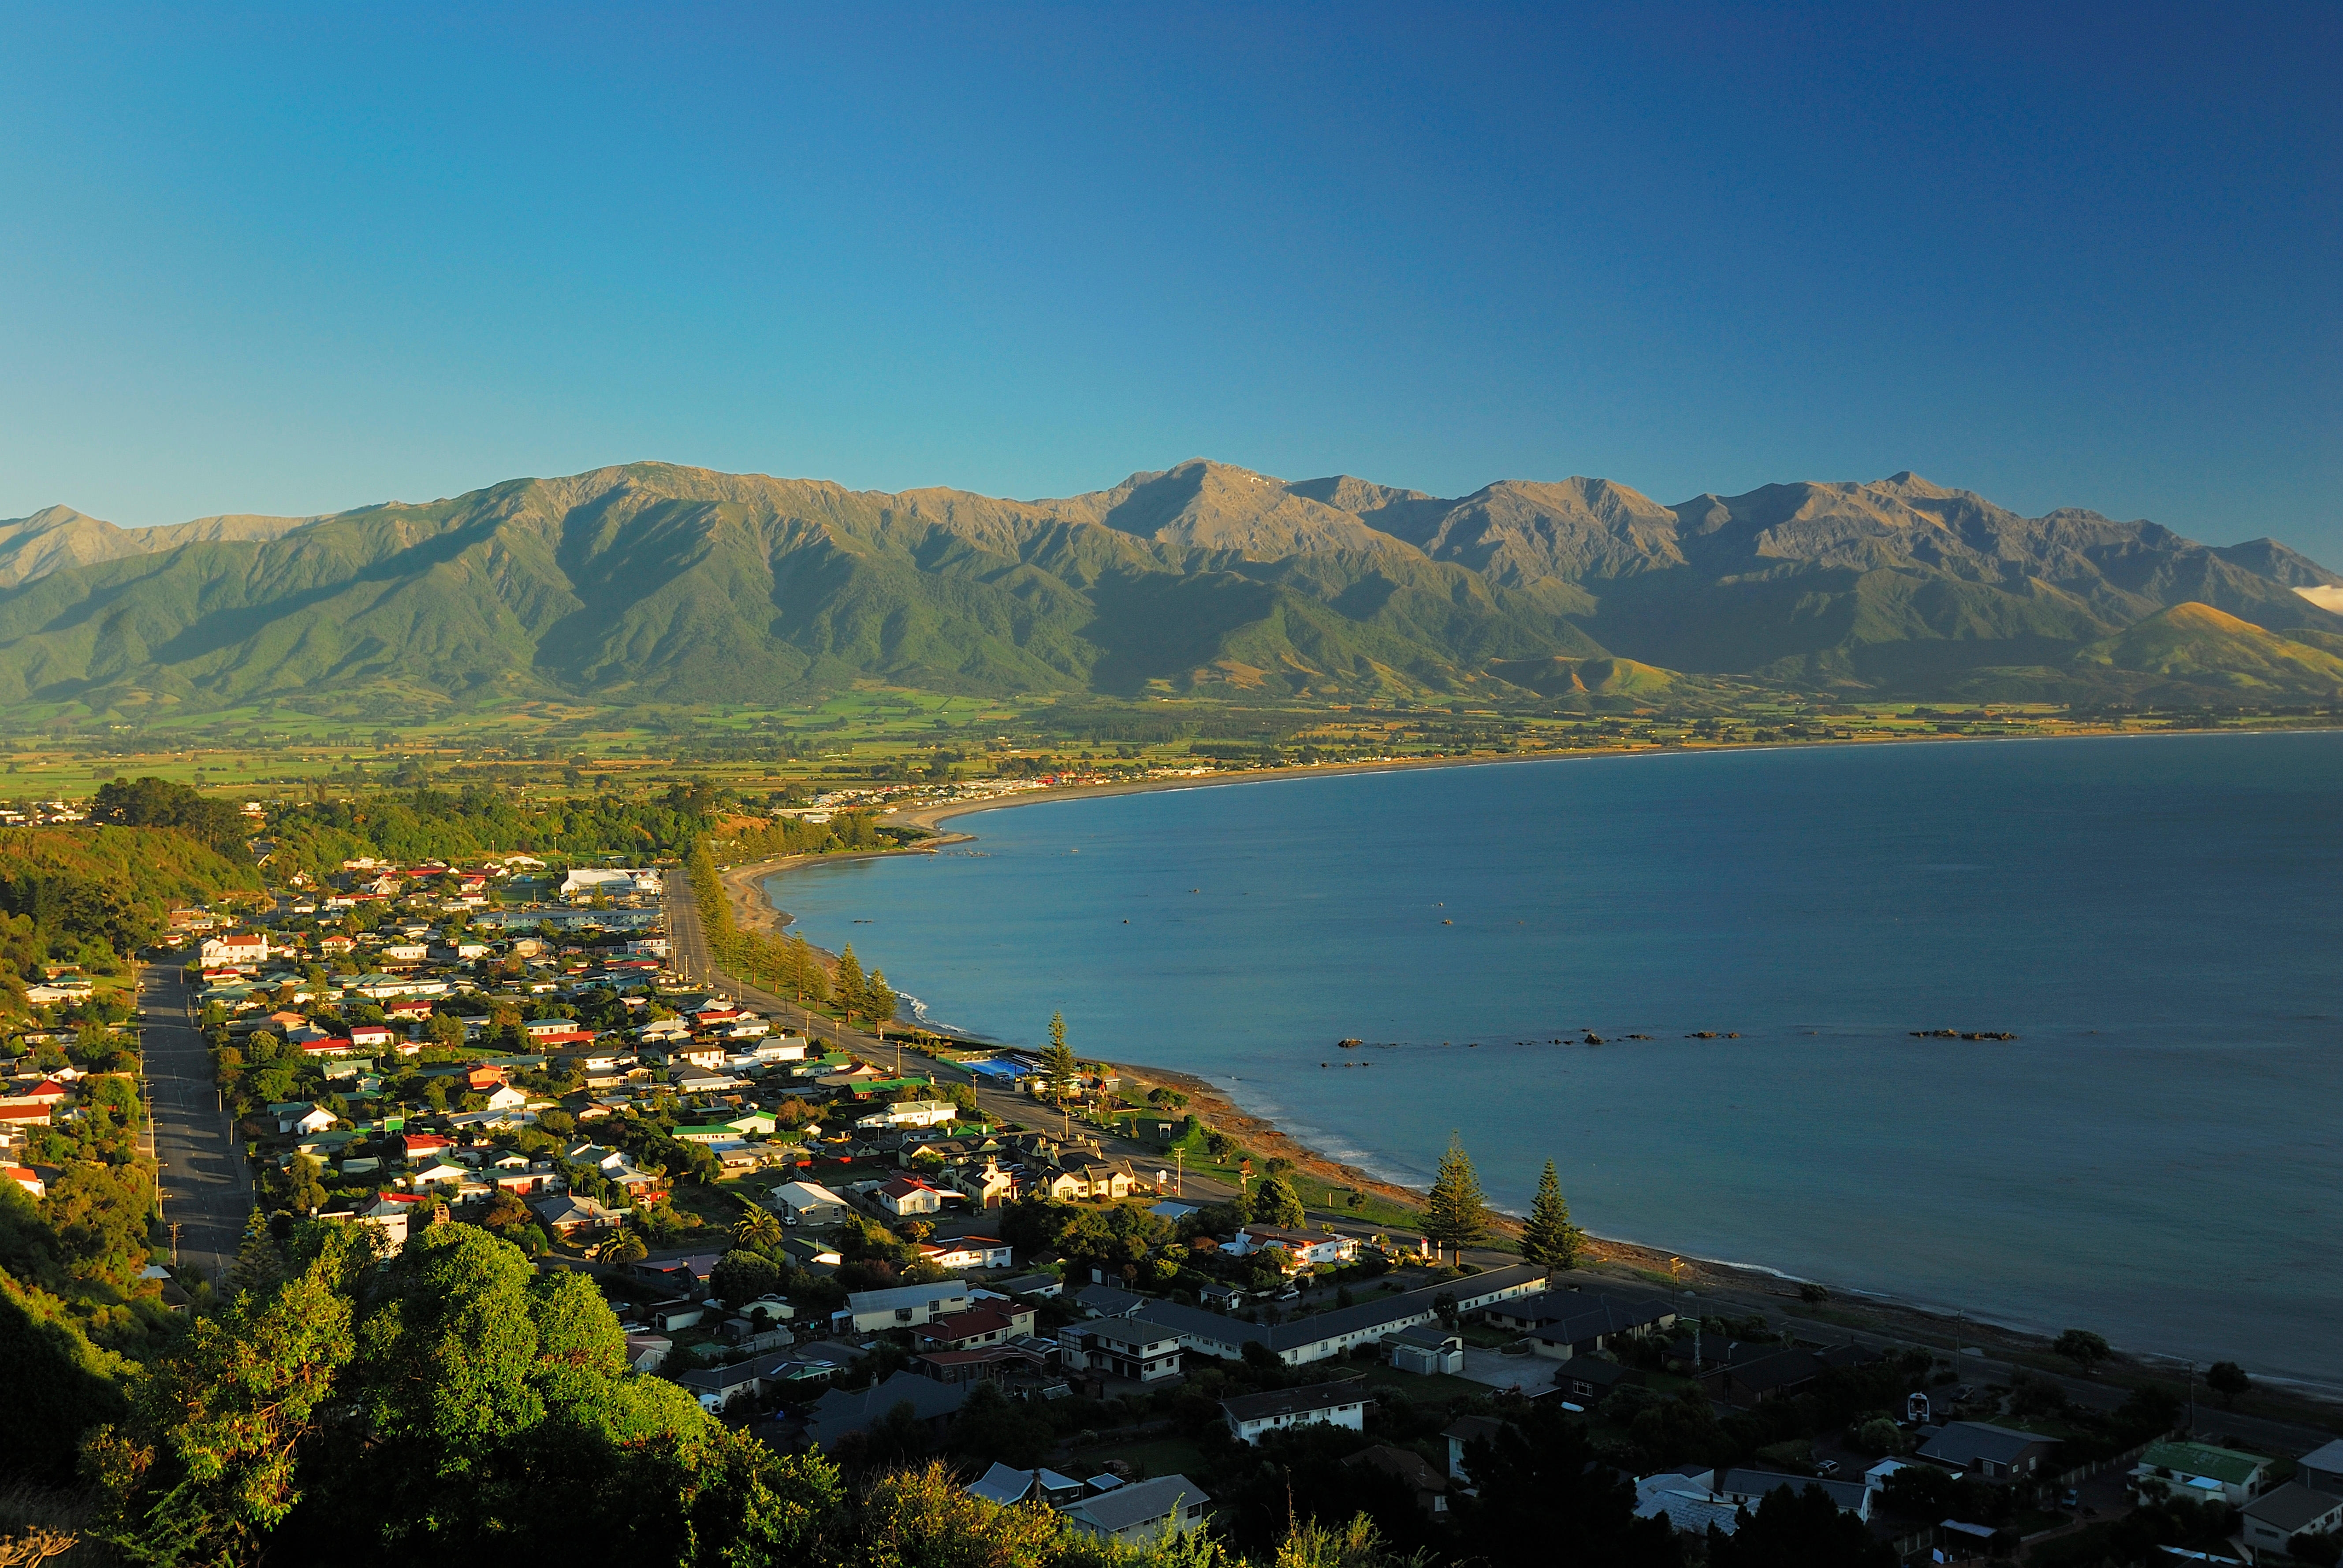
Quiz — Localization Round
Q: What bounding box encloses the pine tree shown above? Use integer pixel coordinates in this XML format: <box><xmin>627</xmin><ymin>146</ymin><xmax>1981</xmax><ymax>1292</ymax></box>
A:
<box><xmin>1523</xmin><ymin>1159</ymin><xmax>1585</xmax><ymax>1271</ymax></box>
<box><xmin>1423</xmin><ymin>1133</ymin><xmax>1489</xmax><ymax>1254</ymax></box>
<box><xmin>229</xmin><ymin>1208</ymin><xmax>283</xmax><ymax>1300</ymax></box>
<box><xmin>834</xmin><ymin>944</ymin><xmax>866</xmax><ymax>1024</ymax></box>
<box><xmin>1041</xmin><ymin>1011</ymin><xmax>1077</xmax><ymax>1099</ymax></box>
<box><xmin>864</xmin><ymin>970</ymin><xmax>897</xmax><ymax>1038</ymax></box>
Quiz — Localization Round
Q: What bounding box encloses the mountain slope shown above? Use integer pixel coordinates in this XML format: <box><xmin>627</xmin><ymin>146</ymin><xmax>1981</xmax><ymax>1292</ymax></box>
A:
<box><xmin>0</xmin><ymin>461</ymin><xmax>2335</xmax><ymax>713</ymax></box>
<box><xmin>2072</xmin><ymin>602</ymin><xmax>2343</xmax><ymax>694</ymax></box>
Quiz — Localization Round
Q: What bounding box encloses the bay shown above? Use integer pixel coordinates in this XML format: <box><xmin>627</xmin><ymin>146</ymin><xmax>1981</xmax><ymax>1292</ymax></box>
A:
<box><xmin>766</xmin><ymin>732</ymin><xmax>2343</xmax><ymax>1383</ymax></box>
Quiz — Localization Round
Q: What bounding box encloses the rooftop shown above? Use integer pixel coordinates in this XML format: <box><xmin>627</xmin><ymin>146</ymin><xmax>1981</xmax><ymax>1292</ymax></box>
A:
<box><xmin>1221</xmin><ymin>1378</ymin><xmax>1371</xmax><ymax>1424</ymax></box>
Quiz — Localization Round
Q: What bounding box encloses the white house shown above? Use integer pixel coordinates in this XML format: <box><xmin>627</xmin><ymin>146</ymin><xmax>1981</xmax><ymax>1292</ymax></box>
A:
<box><xmin>278</xmin><ymin>1104</ymin><xmax>335</xmax><ymax>1134</ymax></box>
<box><xmin>200</xmin><ymin>933</ymin><xmax>269</xmax><ymax>967</ymax></box>
<box><xmin>2242</xmin><ymin>1483</ymin><xmax>2343</xmax><ymax>1557</ymax></box>
<box><xmin>1226</xmin><ymin>1226</ymin><xmax>1359</xmax><ymax>1268</ymax></box>
<box><xmin>771</xmin><ymin>1180</ymin><xmax>850</xmax><ymax>1228</ymax></box>
<box><xmin>854</xmin><ymin>1100</ymin><xmax>958</xmax><ymax>1131</ymax></box>
<box><xmin>876</xmin><ymin>1177</ymin><xmax>946</xmax><ymax>1216</ymax></box>
<box><xmin>1222</xmin><ymin>1380</ymin><xmax>1371</xmax><ymax>1444</ymax></box>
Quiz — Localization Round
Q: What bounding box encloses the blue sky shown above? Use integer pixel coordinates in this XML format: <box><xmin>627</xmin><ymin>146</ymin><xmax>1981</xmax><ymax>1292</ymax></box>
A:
<box><xmin>3</xmin><ymin>3</ymin><xmax>2337</xmax><ymax>561</ymax></box>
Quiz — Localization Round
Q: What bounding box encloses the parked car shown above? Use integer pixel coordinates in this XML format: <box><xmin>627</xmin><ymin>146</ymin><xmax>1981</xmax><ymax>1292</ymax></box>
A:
<box><xmin>1815</xmin><ymin>1460</ymin><xmax>1840</xmax><ymax>1477</ymax></box>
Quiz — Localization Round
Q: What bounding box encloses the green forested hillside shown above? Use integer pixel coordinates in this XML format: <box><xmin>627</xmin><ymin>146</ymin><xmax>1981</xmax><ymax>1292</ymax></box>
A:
<box><xmin>1</xmin><ymin>459</ymin><xmax>2337</xmax><ymax>713</ymax></box>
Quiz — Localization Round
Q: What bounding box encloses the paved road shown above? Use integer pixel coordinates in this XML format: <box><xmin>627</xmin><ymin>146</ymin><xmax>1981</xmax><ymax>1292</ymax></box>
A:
<box><xmin>138</xmin><ymin>960</ymin><xmax>252</xmax><ymax>1286</ymax></box>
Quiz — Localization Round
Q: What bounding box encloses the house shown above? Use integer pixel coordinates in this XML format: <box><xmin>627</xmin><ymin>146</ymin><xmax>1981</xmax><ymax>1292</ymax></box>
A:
<box><xmin>1556</xmin><ymin>1356</ymin><xmax>1642</xmax><ymax>1405</ymax></box>
<box><xmin>1226</xmin><ymin>1226</ymin><xmax>1360</xmax><ymax>1269</ymax></box>
<box><xmin>1497</xmin><ymin>1289</ymin><xmax>1679</xmax><ymax>1361</ymax></box>
<box><xmin>2130</xmin><ymin>1440</ymin><xmax>2271</xmax><ymax>1506</ymax></box>
<box><xmin>2302</xmin><ymin>1441</ymin><xmax>2343</xmax><ymax>1495</ymax></box>
<box><xmin>853</xmin><ymin>1099</ymin><xmax>958</xmax><ymax>1130</ymax></box>
<box><xmin>1065</xmin><ymin>1317</ymin><xmax>1186</xmax><ymax>1383</ymax></box>
<box><xmin>1059</xmin><ymin>1475</ymin><xmax>1211</xmax><ymax>1546</ymax></box>
<box><xmin>915</xmin><ymin>1303</ymin><xmax>1037</xmax><ymax>1351</ymax></box>
<box><xmin>1077</xmin><ymin>1263</ymin><xmax>1548</xmax><ymax>1369</ymax></box>
<box><xmin>924</xmin><ymin>1235</ymin><xmax>1013</xmax><ymax>1272</ymax></box>
<box><xmin>1919</xmin><ymin>1422</ymin><xmax>2062</xmax><ymax>1484</ymax></box>
<box><xmin>1386</xmin><ymin>1324</ymin><xmax>1465</xmax><ymax>1375</ymax></box>
<box><xmin>1222</xmin><ymin>1379</ymin><xmax>1371</xmax><ymax>1444</ymax></box>
<box><xmin>278</xmin><ymin>1104</ymin><xmax>336</xmax><ymax>1135</ymax></box>
<box><xmin>532</xmin><ymin>1193</ymin><xmax>619</xmax><ymax>1237</ymax></box>
<box><xmin>1344</xmin><ymin>1445</ymin><xmax>1449</xmax><ymax>1516</ymax></box>
<box><xmin>834</xmin><ymin>1280</ymin><xmax>972</xmax><ymax>1334</ymax></box>
<box><xmin>946</xmin><ymin>1157</ymin><xmax>1017</xmax><ymax>1208</ymax></box>
<box><xmin>992</xmin><ymin>1271</ymin><xmax>1063</xmax><ymax>1299</ymax></box>
<box><xmin>399</xmin><ymin>1132</ymin><xmax>451</xmax><ymax>1163</ymax></box>
<box><xmin>560</xmin><ymin>867</ymin><xmax>661</xmax><ymax>899</ymax></box>
<box><xmin>805</xmin><ymin>1369</ymin><xmax>968</xmax><ymax>1449</ymax></box>
<box><xmin>965</xmin><ymin>1464</ymin><xmax>1086</xmax><ymax>1509</ymax></box>
<box><xmin>200</xmin><ymin>933</ymin><xmax>269</xmax><ymax>967</ymax></box>
<box><xmin>1633</xmin><ymin>1469</ymin><xmax>1743</xmax><ymax>1537</ymax></box>
<box><xmin>771</xmin><ymin>1179</ymin><xmax>850</xmax><ymax>1228</ymax></box>
<box><xmin>0</xmin><ymin>1104</ymin><xmax>54</xmax><ymax>1128</ymax></box>
<box><xmin>347</xmin><ymin>1024</ymin><xmax>397</xmax><ymax>1050</ymax></box>
<box><xmin>5</xmin><ymin>1166</ymin><xmax>44</xmax><ymax>1198</ymax></box>
<box><xmin>2241</xmin><ymin>1483</ymin><xmax>2343</xmax><ymax>1557</ymax></box>
<box><xmin>481</xmin><ymin>1084</ymin><xmax>529</xmax><ymax>1111</ymax></box>
<box><xmin>1443</xmin><ymin>1415</ymin><xmax>1508</xmax><ymax>1483</ymax></box>
<box><xmin>876</xmin><ymin>1177</ymin><xmax>946</xmax><ymax>1216</ymax></box>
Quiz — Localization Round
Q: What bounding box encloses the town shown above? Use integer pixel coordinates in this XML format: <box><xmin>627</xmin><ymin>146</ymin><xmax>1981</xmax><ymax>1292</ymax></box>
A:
<box><xmin>3</xmin><ymin>802</ymin><xmax>2339</xmax><ymax>1568</ymax></box>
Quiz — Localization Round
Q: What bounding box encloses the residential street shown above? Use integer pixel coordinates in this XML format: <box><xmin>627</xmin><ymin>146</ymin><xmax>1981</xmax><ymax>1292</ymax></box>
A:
<box><xmin>138</xmin><ymin>959</ymin><xmax>252</xmax><ymax>1286</ymax></box>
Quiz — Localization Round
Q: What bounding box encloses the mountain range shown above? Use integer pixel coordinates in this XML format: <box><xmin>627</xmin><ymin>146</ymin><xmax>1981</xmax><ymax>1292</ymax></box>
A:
<box><xmin>1</xmin><ymin>459</ymin><xmax>2338</xmax><ymax>715</ymax></box>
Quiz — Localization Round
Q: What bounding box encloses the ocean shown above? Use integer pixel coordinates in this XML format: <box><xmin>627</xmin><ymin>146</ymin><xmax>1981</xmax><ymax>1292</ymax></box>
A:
<box><xmin>765</xmin><ymin>731</ymin><xmax>2343</xmax><ymax>1383</ymax></box>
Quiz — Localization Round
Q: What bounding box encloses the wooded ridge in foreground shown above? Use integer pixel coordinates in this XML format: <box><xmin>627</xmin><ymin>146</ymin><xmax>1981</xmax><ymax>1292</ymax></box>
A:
<box><xmin>3</xmin><ymin>459</ymin><xmax>2339</xmax><ymax>713</ymax></box>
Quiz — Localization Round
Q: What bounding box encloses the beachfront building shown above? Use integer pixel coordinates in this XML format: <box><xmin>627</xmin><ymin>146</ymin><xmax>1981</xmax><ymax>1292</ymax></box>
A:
<box><xmin>1077</xmin><ymin>1263</ymin><xmax>1546</xmax><ymax>1368</ymax></box>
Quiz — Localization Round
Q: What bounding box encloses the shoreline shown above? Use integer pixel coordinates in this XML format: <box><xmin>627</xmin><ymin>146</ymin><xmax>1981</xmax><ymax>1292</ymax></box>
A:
<box><xmin>716</xmin><ymin>732</ymin><xmax>2343</xmax><ymax>1403</ymax></box>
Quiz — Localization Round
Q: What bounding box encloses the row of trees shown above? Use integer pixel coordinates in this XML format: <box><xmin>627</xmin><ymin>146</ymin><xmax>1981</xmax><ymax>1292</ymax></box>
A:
<box><xmin>688</xmin><ymin>840</ymin><xmax>897</xmax><ymax>1034</ymax></box>
<box><xmin>1423</xmin><ymin>1134</ymin><xmax>1587</xmax><ymax>1269</ymax></box>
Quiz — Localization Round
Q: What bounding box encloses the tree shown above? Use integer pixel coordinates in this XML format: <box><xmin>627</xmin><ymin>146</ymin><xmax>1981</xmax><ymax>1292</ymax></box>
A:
<box><xmin>1522</xmin><ymin>1158</ymin><xmax>1584</xmax><ymax>1271</ymax></box>
<box><xmin>1040</xmin><ymin>1011</ymin><xmax>1077</xmax><ymax>1101</ymax></box>
<box><xmin>85</xmin><ymin>1247</ymin><xmax>355</xmax><ymax>1564</ymax></box>
<box><xmin>425</xmin><ymin>1011</ymin><xmax>466</xmax><ymax>1049</ymax></box>
<box><xmin>229</xmin><ymin>1207</ymin><xmax>285</xmax><ymax>1300</ymax></box>
<box><xmin>864</xmin><ymin>970</ymin><xmax>896</xmax><ymax>1039</ymax></box>
<box><xmin>1423</xmin><ymin>1132</ymin><xmax>1489</xmax><ymax>1254</ymax></box>
<box><xmin>1252</xmin><ymin>1174</ymin><xmax>1305</xmax><ymax>1230</ymax></box>
<box><xmin>1710</xmin><ymin>1482</ymin><xmax>1897</xmax><ymax>1567</ymax></box>
<box><xmin>733</xmin><ymin>1202</ymin><xmax>783</xmax><ymax>1251</ymax></box>
<box><xmin>834</xmin><ymin>945</ymin><xmax>866</xmax><ymax>1024</ymax></box>
<box><xmin>2205</xmin><ymin>1360</ymin><xmax>2251</xmax><ymax>1408</ymax></box>
<box><xmin>709</xmin><ymin>1250</ymin><xmax>780</xmax><ymax>1306</ymax></box>
<box><xmin>2054</xmin><ymin>1328</ymin><xmax>2112</xmax><ymax>1373</ymax></box>
<box><xmin>592</xmin><ymin>1230</ymin><xmax>647</xmax><ymax>1265</ymax></box>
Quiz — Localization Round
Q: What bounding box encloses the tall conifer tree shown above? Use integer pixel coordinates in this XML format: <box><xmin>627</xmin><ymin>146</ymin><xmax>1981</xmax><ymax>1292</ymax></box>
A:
<box><xmin>1523</xmin><ymin>1159</ymin><xmax>1585</xmax><ymax>1271</ymax></box>
<box><xmin>1423</xmin><ymin>1133</ymin><xmax>1489</xmax><ymax>1255</ymax></box>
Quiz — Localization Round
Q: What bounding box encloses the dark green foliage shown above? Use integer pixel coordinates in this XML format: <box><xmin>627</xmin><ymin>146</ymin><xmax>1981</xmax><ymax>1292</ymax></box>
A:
<box><xmin>2205</xmin><ymin>1359</ymin><xmax>2250</xmax><ymax>1406</ymax></box>
<box><xmin>1448</xmin><ymin>1406</ymin><xmax>1686</xmax><ymax>1566</ymax></box>
<box><xmin>710</xmin><ymin>1249</ymin><xmax>781</xmax><ymax>1305</ymax></box>
<box><xmin>91</xmin><ymin>775</ymin><xmax>252</xmax><ymax>861</ymax></box>
<box><xmin>0</xmin><ymin>825</ymin><xmax>261</xmax><ymax>966</ymax></box>
<box><xmin>0</xmin><ymin>1270</ymin><xmax>127</xmax><ymax>1483</ymax></box>
<box><xmin>2053</xmin><ymin>1327</ymin><xmax>2111</xmax><ymax>1371</ymax></box>
<box><xmin>1251</xmin><ymin>1174</ymin><xmax>1305</xmax><ymax>1230</ymax></box>
<box><xmin>1523</xmin><ymin>1157</ymin><xmax>1584</xmax><ymax>1269</ymax></box>
<box><xmin>1707</xmin><ymin>1483</ymin><xmax>1898</xmax><ymax>1567</ymax></box>
<box><xmin>1422</xmin><ymin>1132</ymin><xmax>1488</xmax><ymax>1250</ymax></box>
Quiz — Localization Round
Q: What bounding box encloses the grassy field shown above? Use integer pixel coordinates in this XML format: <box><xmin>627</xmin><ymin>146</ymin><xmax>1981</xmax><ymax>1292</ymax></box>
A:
<box><xmin>4</xmin><ymin>687</ymin><xmax>2291</xmax><ymax>809</ymax></box>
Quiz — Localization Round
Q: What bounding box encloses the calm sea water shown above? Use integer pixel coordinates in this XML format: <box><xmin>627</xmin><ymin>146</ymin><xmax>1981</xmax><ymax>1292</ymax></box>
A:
<box><xmin>767</xmin><ymin>733</ymin><xmax>2343</xmax><ymax>1383</ymax></box>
